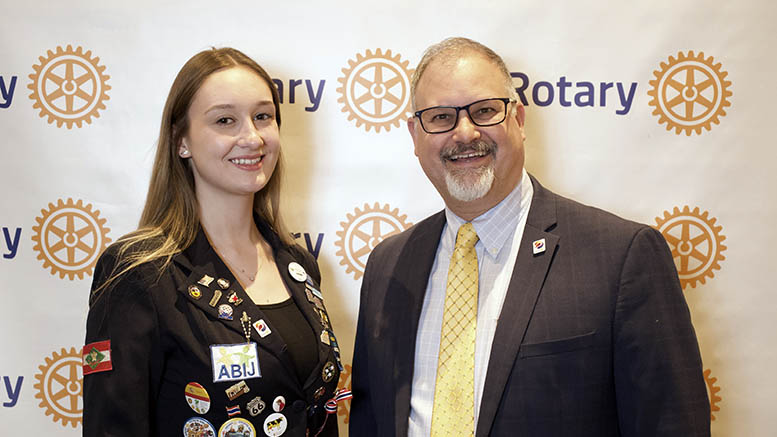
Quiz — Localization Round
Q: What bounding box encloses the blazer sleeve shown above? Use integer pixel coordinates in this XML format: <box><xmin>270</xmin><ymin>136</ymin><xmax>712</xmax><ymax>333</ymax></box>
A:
<box><xmin>82</xmin><ymin>251</ymin><xmax>162</xmax><ymax>437</ymax></box>
<box><xmin>349</xmin><ymin>249</ymin><xmax>379</xmax><ymax>435</ymax></box>
<box><xmin>613</xmin><ymin>226</ymin><xmax>710</xmax><ymax>436</ymax></box>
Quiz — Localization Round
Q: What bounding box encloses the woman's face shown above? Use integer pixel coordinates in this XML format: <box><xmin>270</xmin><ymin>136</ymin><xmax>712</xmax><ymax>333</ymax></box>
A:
<box><xmin>179</xmin><ymin>66</ymin><xmax>280</xmax><ymax>204</ymax></box>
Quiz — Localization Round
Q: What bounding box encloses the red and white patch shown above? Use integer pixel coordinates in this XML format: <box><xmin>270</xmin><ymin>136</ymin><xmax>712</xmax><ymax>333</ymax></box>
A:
<box><xmin>82</xmin><ymin>340</ymin><xmax>113</xmax><ymax>375</ymax></box>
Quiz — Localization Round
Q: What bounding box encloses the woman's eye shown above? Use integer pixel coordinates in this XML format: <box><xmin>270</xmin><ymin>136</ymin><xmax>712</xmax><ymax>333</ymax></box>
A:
<box><xmin>255</xmin><ymin>113</ymin><xmax>273</xmax><ymax>121</ymax></box>
<box><xmin>216</xmin><ymin>117</ymin><xmax>233</xmax><ymax>125</ymax></box>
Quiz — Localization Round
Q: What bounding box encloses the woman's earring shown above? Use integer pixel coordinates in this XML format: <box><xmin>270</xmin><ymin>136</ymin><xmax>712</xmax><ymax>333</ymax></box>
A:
<box><xmin>179</xmin><ymin>148</ymin><xmax>190</xmax><ymax>157</ymax></box>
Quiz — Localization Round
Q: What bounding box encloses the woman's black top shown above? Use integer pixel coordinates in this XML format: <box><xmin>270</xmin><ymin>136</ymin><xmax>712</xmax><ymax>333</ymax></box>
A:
<box><xmin>258</xmin><ymin>298</ymin><xmax>318</xmax><ymax>383</ymax></box>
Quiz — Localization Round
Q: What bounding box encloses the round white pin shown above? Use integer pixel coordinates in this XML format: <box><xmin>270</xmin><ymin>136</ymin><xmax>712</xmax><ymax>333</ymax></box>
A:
<box><xmin>263</xmin><ymin>412</ymin><xmax>287</xmax><ymax>436</ymax></box>
<box><xmin>287</xmin><ymin>262</ymin><xmax>307</xmax><ymax>282</ymax></box>
<box><xmin>272</xmin><ymin>395</ymin><xmax>286</xmax><ymax>412</ymax></box>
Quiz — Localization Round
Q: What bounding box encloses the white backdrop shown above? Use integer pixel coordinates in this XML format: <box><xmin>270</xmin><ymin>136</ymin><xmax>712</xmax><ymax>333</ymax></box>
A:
<box><xmin>1</xmin><ymin>1</ymin><xmax>775</xmax><ymax>435</ymax></box>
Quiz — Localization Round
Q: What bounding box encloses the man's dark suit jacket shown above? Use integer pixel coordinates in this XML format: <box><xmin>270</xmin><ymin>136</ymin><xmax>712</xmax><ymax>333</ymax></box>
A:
<box><xmin>350</xmin><ymin>176</ymin><xmax>709</xmax><ymax>436</ymax></box>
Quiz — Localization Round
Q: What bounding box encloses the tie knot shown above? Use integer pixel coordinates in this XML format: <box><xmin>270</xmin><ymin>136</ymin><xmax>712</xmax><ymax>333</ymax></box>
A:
<box><xmin>455</xmin><ymin>222</ymin><xmax>479</xmax><ymax>250</ymax></box>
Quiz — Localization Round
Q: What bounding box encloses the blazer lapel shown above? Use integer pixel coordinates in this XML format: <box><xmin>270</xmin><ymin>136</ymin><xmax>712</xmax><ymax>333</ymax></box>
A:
<box><xmin>388</xmin><ymin>211</ymin><xmax>446</xmax><ymax>435</ymax></box>
<box><xmin>476</xmin><ymin>176</ymin><xmax>560</xmax><ymax>437</ymax></box>
<box><xmin>172</xmin><ymin>228</ymin><xmax>298</xmax><ymax>380</ymax></box>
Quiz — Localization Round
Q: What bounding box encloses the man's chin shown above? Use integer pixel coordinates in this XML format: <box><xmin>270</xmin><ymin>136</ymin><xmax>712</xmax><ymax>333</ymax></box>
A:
<box><xmin>444</xmin><ymin>170</ymin><xmax>494</xmax><ymax>203</ymax></box>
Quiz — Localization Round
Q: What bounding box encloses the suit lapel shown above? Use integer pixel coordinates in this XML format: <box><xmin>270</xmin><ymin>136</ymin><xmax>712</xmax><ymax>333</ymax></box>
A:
<box><xmin>476</xmin><ymin>176</ymin><xmax>560</xmax><ymax>437</ymax></box>
<box><xmin>387</xmin><ymin>211</ymin><xmax>446</xmax><ymax>435</ymax></box>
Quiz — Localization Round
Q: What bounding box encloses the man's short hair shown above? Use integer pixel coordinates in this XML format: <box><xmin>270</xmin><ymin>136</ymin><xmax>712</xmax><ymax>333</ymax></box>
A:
<box><xmin>410</xmin><ymin>37</ymin><xmax>517</xmax><ymax>110</ymax></box>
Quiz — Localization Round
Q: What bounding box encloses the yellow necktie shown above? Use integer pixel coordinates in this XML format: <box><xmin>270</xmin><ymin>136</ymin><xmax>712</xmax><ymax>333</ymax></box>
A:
<box><xmin>431</xmin><ymin>222</ymin><xmax>479</xmax><ymax>436</ymax></box>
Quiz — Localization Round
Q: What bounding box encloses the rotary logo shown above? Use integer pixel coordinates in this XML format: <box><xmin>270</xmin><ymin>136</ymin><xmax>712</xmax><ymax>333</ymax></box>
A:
<box><xmin>28</xmin><ymin>45</ymin><xmax>111</xmax><ymax>128</ymax></box>
<box><xmin>31</xmin><ymin>198</ymin><xmax>111</xmax><ymax>280</ymax></box>
<box><xmin>34</xmin><ymin>347</ymin><xmax>83</xmax><ymax>428</ymax></box>
<box><xmin>647</xmin><ymin>50</ymin><xmax>732</xmax><ymax>136</ymax></box>
<box><xmin>337</xmin><ymin>49</ymin><xmax>414</xmax><ymax>133</ymax></box>
<box><xmin>335</xmin><ymin>203</ymin><xmax>412</xmax><ymax>280</ymax></box>
<box><xmin>654</xmin><ymin>206</ymin><xmax>726</xmax><ymax>290</ymax></box>
<box><xmin>336</xmin><ymin>364</ymin><xmax>352</xmax><ymax>425</ymax></box>
<box><xmin>704</xmin><ymin>368</ymin><xmax>722</xmax><ymax>421</ymax></box>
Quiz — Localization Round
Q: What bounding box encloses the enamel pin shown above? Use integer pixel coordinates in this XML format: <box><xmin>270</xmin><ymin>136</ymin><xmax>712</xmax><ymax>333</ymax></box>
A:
<box><xmin>209</xmin><ymin>290</ymin><xmax>222</xmax><ymax>307</ymax></box>
<box><xmin>197</xmin><ymin>274</ymin><xmax>215</xmax><ymax>287</ymax></box>
<box><xmin>188</xmin><ymin>285</ymin><xmax>202</xmax><ymax>300</ymax></box>
<box><xmin>532</xmin><ymin>238</ymin><xmax>546</xmax><ymax>255</ymax></box>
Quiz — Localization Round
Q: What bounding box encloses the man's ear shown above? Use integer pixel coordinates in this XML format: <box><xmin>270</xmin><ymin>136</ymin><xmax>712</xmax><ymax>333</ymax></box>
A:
<box><xmin>407</xmin><ymin>117</ymin><xmax>421</xmax><ymax>157</ymax></box>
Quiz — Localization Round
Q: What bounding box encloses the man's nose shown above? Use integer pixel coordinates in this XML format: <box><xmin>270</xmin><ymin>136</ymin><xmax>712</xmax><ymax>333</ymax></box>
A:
<box><xmin>452</xmin><ymin>109</ymin><xmax>480</xmax><ymax>142</ymax></box>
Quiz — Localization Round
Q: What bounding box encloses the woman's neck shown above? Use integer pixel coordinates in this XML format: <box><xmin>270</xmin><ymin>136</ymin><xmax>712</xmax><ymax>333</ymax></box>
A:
<box><xmin>197</xmin><ymin>191</ymin><xmax>259</xmax><ymax>248</ymax></box>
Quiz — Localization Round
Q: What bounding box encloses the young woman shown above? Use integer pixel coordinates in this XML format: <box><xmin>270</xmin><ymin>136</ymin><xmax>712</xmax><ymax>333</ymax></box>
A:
<box><xmin>83</xmin><ymin>48</ymin><xmax>345</xmax><ymax>437</ymax></box>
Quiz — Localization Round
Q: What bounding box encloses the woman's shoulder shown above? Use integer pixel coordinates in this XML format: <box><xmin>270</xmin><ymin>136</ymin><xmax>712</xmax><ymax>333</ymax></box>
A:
<box><xmin>91</xmin><ymin>233</ymin><xmax>171</xmax><ymax>297</ymax></box>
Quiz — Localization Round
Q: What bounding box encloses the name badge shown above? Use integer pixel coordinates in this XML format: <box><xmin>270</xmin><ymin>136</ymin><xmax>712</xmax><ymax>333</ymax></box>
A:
<box><xmin>210</xmin><ymin>342</ymin><xmax>261</xmax><ymax>383</ymax></box>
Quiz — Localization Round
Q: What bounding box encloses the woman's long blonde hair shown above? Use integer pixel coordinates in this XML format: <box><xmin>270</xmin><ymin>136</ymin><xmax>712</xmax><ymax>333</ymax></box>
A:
<box><xmin>96</xmin><ymin>47</ymin><xmax>291</xmax><ymax>294</ymax></box>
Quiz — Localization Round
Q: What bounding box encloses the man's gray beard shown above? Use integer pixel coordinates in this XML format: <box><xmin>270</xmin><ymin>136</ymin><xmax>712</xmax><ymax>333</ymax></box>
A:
<box><xmin>444</xmin><ymin>164</ymin><xmax>495</xmax><ymax>202</ymax></box>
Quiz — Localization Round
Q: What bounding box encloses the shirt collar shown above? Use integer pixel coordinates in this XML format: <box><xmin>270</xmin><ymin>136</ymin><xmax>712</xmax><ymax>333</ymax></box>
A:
<box><xmin>444</xmin><ymin>169</ymin><xmax>533</xmax><ymax>259</ymax></box>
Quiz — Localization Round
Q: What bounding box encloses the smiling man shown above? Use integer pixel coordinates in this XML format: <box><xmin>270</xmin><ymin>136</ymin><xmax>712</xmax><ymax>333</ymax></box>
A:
<box><xmin>350</xmin><ymin>37</ymin><xmax>710</xmax><ymax>437</ymax></box>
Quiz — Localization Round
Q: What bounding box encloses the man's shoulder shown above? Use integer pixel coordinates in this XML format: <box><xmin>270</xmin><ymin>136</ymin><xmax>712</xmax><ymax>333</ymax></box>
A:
<box><xmin>533</xmin><ymin>179</ymin><xmax>651</xmax><ymax>239</ymax></box>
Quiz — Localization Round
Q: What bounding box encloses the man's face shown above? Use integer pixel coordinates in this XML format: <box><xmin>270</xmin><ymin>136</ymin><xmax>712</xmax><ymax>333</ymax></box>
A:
<box><xmin>408</xmin><ymin>54</ymin><xmax>526</xmax><ymax>218</ymax></box>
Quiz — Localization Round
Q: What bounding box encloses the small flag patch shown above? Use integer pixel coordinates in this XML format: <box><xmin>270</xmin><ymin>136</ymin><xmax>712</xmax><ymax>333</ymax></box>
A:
<box><xmin>82</xmin><ymin>340</ymin><xmax>113</xmax><ymax>375</ymax></box>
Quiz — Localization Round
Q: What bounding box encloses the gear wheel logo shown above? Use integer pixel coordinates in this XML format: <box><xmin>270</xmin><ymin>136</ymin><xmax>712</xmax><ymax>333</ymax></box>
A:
<box><xmin>337</xmin><ymin>49</ymin><xmax>414</xmax><ymax>133</ymax></box>
<box><xmin>704</xmin><ymin>368</ymin><xmax>722</xmax><ymax>421</ymax></box>
<box><xmin>654</xmin><ymin>206</ymin><xmax>726</xmax><ymax>290</ymax></box>
<box><xmin>28</xmin><ymin>45</ymin><xmax>111</xmax><ymax>129</ymax></box>
<box><xmin>32</xmin><ymin>198</ymin><xmax>111</xmax><ymax>280</ymax></box>
<box><xmin>647</xmin><ymin>50</ymin><xmax>732</xmax><ymax>136</ymax></box>
<box><xmin>336</xmin><ymin>364</ymin><xmax>353</xmax><ymax>425</ymax></box>
<box><xmin>335</xmin><ymin>203</ymin><xmax>412</xmax><ymax>280</ymax></box>
<box><xmin>34</xmin><ymin>347</ymin><xmax>83</xmax><ymax>428</ymax></box>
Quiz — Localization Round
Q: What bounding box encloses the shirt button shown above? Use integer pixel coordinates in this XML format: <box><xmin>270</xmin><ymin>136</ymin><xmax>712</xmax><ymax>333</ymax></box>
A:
<box><xmin>293</xmin><ymin>399</ymin><xmax>306</xmax><ymax>412</ymax></box>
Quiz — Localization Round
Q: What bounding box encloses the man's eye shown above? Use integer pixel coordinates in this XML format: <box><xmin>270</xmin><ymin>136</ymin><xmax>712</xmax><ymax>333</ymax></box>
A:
<box><xmin>430</xmin><ymin>113</ymin><xmax>450</xmax><ymax>122</ymax></box>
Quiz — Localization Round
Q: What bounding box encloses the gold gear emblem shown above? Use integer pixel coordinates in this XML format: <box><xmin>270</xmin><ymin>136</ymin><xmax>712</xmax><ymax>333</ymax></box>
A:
<box><xmin>647</xmin><ymin>50</ymin><xmax>732</xmax><ymax>136</ymax></box>
<box><xmin>654</xmin><ymin>206</ymin><xmax>726</xmax><ymax>290</ymax></box>
<box><xmin>704</xmin><ymin>368</ymin><xmax>722</xmax><ymax>421</ymax></box>
<box><xmin>32</xmin><ymin>198</ymin><xmax>111</xmax><ymax>280</ymax></box>
<box><xmin>335</xmin><ymin>203</ymin><xmax>412</xmax><ymax>280</ymax></box>
<box><xmin>28</xmin><ymin>45</ymin><xmax>111</xmax><ymax>129</ymax></box>
<box><xmin>336</xmin><ymin>364</ymin><xmax>353</xmax><ymax>425</ymax></box>
<box><xmin>34</xmin><ymin>347</ymin><xmax>83</xmax><ymax>428</ymax></box>
<box><xmin>337</xmin><ymin>49</ymin><xmax>414</xmax><ymax>133</ymax></box>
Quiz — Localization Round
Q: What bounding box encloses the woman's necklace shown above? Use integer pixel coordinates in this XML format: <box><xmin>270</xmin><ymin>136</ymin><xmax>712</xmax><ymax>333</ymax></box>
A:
<box><xmin>214</xmin><ymin>243</ymin><xmax>262</xmax><ymax>283</ymax></box>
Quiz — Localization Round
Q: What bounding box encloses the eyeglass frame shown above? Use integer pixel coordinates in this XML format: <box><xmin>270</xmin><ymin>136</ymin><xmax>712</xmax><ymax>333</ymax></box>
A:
<box><xmin>412</xmin><ymin>97</ymin><xmax>517</xmax><ymax>134</ymax></box>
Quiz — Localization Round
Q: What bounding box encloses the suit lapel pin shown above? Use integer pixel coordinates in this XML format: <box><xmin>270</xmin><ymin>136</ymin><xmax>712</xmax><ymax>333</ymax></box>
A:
<box><xmin>253</xmin><ymin>319</ymin><xmax>272</xmax><ymax>338</ymax></box>
<box><xmin>287</xmin><ymin>262</ymin><xmax>307</xmax><ymax>282</ymax></box>
<box><xmin>228</xmin><ymin>291</ymin><xmax>243</xmax><ymax>306</ymax></box>
<box><xmin>197</xmin><ymin>274</ymin><xmax>215</xmax><ymax>287</ymax></box>
<box><xmin>322</xmin><ymin>361</ymin><xmax>336</xmax><ymax>383</ymax></box>
<box><xmin>218</xmin><ymin>304</ymin><xmax>233</xmax><ymax>320</ymax></box>
<box><xmin>208</xmin><ymin>290</ymin><xmax>222</xmax><ymax>307</ymax></box>
<box><xmin>188</xmin><ymin>285</ymin><xmax>203</xmax><ymax>300</ymax></box>
<box><xmin>532</xmin><ymin>238</ymin><xmax>546</xmax><ymax>255</ymax></box>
